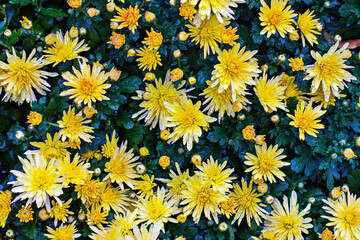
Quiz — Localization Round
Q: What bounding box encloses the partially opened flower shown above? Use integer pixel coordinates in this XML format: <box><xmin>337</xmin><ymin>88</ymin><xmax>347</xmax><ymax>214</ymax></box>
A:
<box><xmin>296</xmin><ymin>9</ymin><xmax>321</xmax><ymax>47</ymax></box>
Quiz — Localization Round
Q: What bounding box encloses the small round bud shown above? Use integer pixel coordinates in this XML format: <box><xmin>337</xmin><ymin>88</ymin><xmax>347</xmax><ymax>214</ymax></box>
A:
<box><xmin>257</xmin><ymin>183</ymin><xmax>268</xmax><ymax>194</ymax></box>
<box><xmin>178</xmin><ymin>31</ymin><xmax>189</xmax><ymax>41</ymax></box>
<box><xmin>145</xmin><ymin>11</ymin><xmax>156</xmax><ymax>23</ymax></box>
<box><xmin>343</xmin><ymin>148</ymin><xmax>357</xmax><ymax>159</ymax></box>
<box><xmin>110</xmin><ymin>22</ymin><xmax>119</xmax><ymax>30</ymax></box>
<box><xmin>37</xmin><ymin>46</ymin><xmax>43</xmax><ymax>52</ymax></box>
<box><xmin>173</xmin><ymin>49</ymin><xmax>181</xmax><ymax>58</ymax></box>
<box><xmin>177</xmin><ymin>214</ymin><xmax>187</xmax><ymax>223</ymax></box>
<box><xmin>129</xmin><ymin>191</ymin><xmax>136</xmax><ymax>199</ymax></box>
<box><xmin>67</xmin><ymin>216</ymin><xmax>75</xmax><ymax>223</ymax></box>
<box><xmin>94</xmin><ymin>168</ymin><xmax>101</xmax><ymax>176</ymax></box>
<box><xmin>324</xmin><ymin>1</ymin><xmax>331</xmax><ymax>8</ymax></box>
<box><xmin>191</xmin><ymin>154</ymin><xmax>202</xmax><ymax>167</ymax></box>
<box><xmin>339</xmin><ymin>139</ymin><xmax>346</xmax><ymax>146</ymax></box>
<box><xmin>127</xmin><ymin>48</ymin><xmax>136</xmax><ymax>57</ymax></box>
<box><xmin>228</xmin><ymin>139</ymin><xmax>233</xmax><ymax>146</ymax></box>
<box><xmin>15</xmin><ymin>130</ymin><xmax>25</xmax><ymax>141</ymax></box>
<box><xmin>232</xmin><ymin>101</ymin><xmax>243</xmax><ymax>112</ymax></box>
<box><xmin>334</xmin><ymin>34</ymin><xmax>342</xmax><ymax>42</ymax></box>
<box><xmin>261</xmin><ymin>64</ymin><xmax>268</xmax><ymax>72</ymax></box>
<box><xmin>145</xmin><ymin>0</ymin><xmax>153</xmax><ymax>2</ymax></box>
<box><xmin>169</xmin><ymin>0</ymin><xmax>177</xmax><ymax>7</ymax></box>
<box><xmin>343</xmin><ymin>50</ymin><xmax>352</xmax><ymax>59</ymax></box>
<box><xmin>277</xmin><ymin>54</ymin><xmax>286</xmax><ymax>63</ymax></box>
<box><xmin>355</xmin><ymin>136</ymin><xmax>360</xmax><ymax>147</ymax></box>
<box><xmin>5</xmin><ymin>229</ymin><xmax>15</xmax><ymax>238</ymax></box>
<box><xmin>218</xmin><ymin>222</ymin><xmax>228</xmax><ymax>232</ymax></box>
<box><xmin>94</xmin><ymin>153</ymin><xmax>103</xmax><ymax>161</ymax></box>
<box><xmin>139</xmin><ymin>147</ymin><xmax>150</xmax><ymax>157</ymax></box>
<box><xmin>297</xmin><ymin>182</ymin><xmax>304</xmax><ymax>189</ymax></box>
<box><xmin>331</xmin><ymin>153</ymin><xmax>338</xmax><ymax>160</ymax></box>
<box><xmin>178</xmin><ymin>148</ymin><xmax>184</xmax><ymax>154</ymax></box>
<box><xmin>237</xmin><ymin>114</ymin><xmax>245</xmax><ymax>121</ymax></box>
<box><xmin>109</xmin><ymin>67</ymin><xmax>122</xmax><ymax>82</ymax></box>
<box><xmin>4</xmin><ymin>29</ymin><xmax>12</xmax><ymax>38</ymax></box>
<box><xmin>289</xmin><ymin>30</ymin><xmax>300</xmax><ymax>41</ymax></box>
<box><xmin>188</xmin><ymin>76</ymin><xmax>196</xmax><ymax>85</ymax></box>
<box><xmin>69</xmin><ymin>26</ymin><xmax>79</xmax><ymax>38</ymax></box>
<box><xmin>106</xmin><ymin>2</ymin><xmax>115</xmax><ymax>12</ymax></box>
<box><xmin>28</xmin><ymin>125</ymin><xmax>35</xmax><ymax>131</ymax></box>
<box><xmin>143</xmin><ymin>92</ymin><xmax>151</xmax><ymax>100</ymax></box>
<box><xmin>342</xmin><ymin>184</ymin><xmax>349</xmax><ymax>193</ymax></box>
<box><xmin>308</xmin><ymin>197</ymin><xmax>316</xmax><ymax>204</ymax></box>
<box><xmin>271</xmin><ymin>115</ymin><xmax>280</xmax><ymax>123</ymax></box>
<box><xmin>78</xmin><ymin>211</ymin><xmax>86</xmax><ymax>221</ymax></box>
<box><xmin>136</xmin><ymin>164</ymin><xmax>146</xmax><ymax>174</ymax></box>
<box><xmin>245</xmin><ymin>106</ymin><xmax>251</xmax><ymax>112</ymax></box>
<box><xmin>342</xmin><ymin>101</ymin><xmax>349</xmax><ymax>107</ymax></box>
<box><xmin>79</xmin><ymin>27</ymin><xmax>87</xmax><ymax>36</ymax></box>
<box><xmin>207</xmin><ymin>220</ymin><xmax>214</xmax><ymax>227</ymax></box>
<box><xmin>265</xmin><ymin>195</ymin><xmax>274</xmax><ymax>204</ymax></box>
<box><xmin>38</xmin><ymin>208</ymin><xmax>50</xmax><ymax>221</ymax></box>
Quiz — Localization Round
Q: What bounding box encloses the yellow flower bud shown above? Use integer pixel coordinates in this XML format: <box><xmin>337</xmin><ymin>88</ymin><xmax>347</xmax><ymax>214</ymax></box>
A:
<box><xmin>170</xmin><ymin>68</ymin><xmax>183</xmax><ymax>82</ymax></box>
<box><xmin>145</xmin><ymin>11</ymin><xmax>156</xmax><ymax>23</ymax></box>
<box><xmin>106</xmin><ymin>2</ymin><xmax>115</xmax><ymax>12</ymax></box>
<box><xmin>177</xmin><ymin>214</ymin><xmax>187</xmax><ymax>223</ymax></box>
<box><xmin>139</xmin><ymin>147</ymin><xmax>150</xmax><ymax>157</ymax></box>
<box><xmin>277</xmin><ymin>54</ymin><xmax>286</xmax><ymax>63</ymax></box>
<box><xmin>343</xmin><ymin>49</ymin><xmax>352</xmax><ymax>59</ymax></box>
<box><xmin>261</xmin><ymin>64</ymin><xmax>268</xmax><ymax>72</ymax></box>
<box><xmin>178</xmin><ymin>31</ymin><xmax>189</xmax><ymax>41</ymax></box>
<box><xmin>4</xmin><ymin>29</ymin><xmax>11</xmax><ymax>38</ymax></box>
<box><xmin>87</xmin><ymin>8</ymin><xmax>99</xmax><ymax>17</ymax></box>
<box><xmin>191</xmin><ymin>154</ymin><xmax>202</xmax><ymax>166</ymax></box>
<box><xmin>271</xmin><ymin>115</ymin><xmax>279</xmax><ymax>123</ymax></box>
<box><xmin>110</xmin><ymin>22</ymin><xmax>119</xmax><ymax>30</ymax></box>
<box><xmin>343</xmin><ymin>148</ymin><xmax>357</xmax><ymax>159</ymax></box>
<box><xmin>143</xmin><ymin>92</ymin><xmax>151</xmax><ymax>100</ymax></box>
<box><xmin>173</xmin><ymin>49</ymin><xmax>181</xmax><ymax>58</ymax></box>
<box><xmin>159</xmin><ymin>156</ymin><xmax>170</xmax><ymax>169</ymax></box>
<box><xmin>289</xmin><ymin>30</ymin><xmax>300</xmax><ymax>41</ymax></box>
<box><xmin>69</xmin><ymin>26</ymin><xmax>79</xmax><ymax>38</ymax></box>
<box><xmin>257</xmin><ymin>183</ymin><xmax>268</xmax><ymax>194</ymax></box>
<box><xmin>266</xmin><ymin>195</ymin><xmax>274</xmax><ymax>204</ymax></box>
<box><xmin>231</xmin><ymin>101</ymin><xmax>243</xmax><ymax>112</ymax></box>
<box><xmin>83</xmin><ymin>106</ymin><xmax>97</xmax><ymax>118</ymax></box>
<box><xmin>331</xmin><ymin>186</ymin><xmax>342</xmax><ymax>199</ymax></box>
<box><xmin>255</xmin><ymin>135</ymin><xmax>266</xmax><ymax>145</ymax></box>
<box><xmin>78</xmin><ymin>211</ymin><xmax>86</xmax><ymax>221</ymax></box>
<box><xmin>188</xmin><ymin>76</ymin><xmax>196</xmax><ymax>85</ymax></box>
<box><xmin>67</xmin><ymin>0</ymin><xmax>82</xmax><ymax>9</ymax></box>
<box><xmin>109</xmin><ymin>67</ymin><xmax>121</xmax><ymax>82</ymax></box>
<box><xmin>218</xmin><ymin>222</ymin><xmax>228</xmax><ymax>232</ymax></box>
<box><xmin>127</xmin><ymin>48</ymin><xmax>136</xmax><ymax>57</ymax></box>
<box><xmin>144</xmin><ymin>72</ymin><xmax>156</xmax><ymax>81</ymax></box>
<box><xmin>79</xmin><ymin>27</ymin><xmax>87</xmax><ymax>36</ymax></box>
<box><xmin>160</xmin><ymin>129</ymin><xmax>170</xmax><ymax>140</ymax></box>
<box><xmin>136</xmin><ymin>164</ymin><xmax>146</xmax><ymax>174</ymax></box>
<box><xmin>20</xmin><ymin>16</ymin><xmax>32</xmax><ymax>30</ymax></box>
<box><xmin>45</xmin><ymin>33</ymin><xmax>56</xmax><ymax>45</ymax></box>
<box><xmin>38</xmin><ymin>209</ymin><xmax>50</xmax><ymax>221</ymax></box>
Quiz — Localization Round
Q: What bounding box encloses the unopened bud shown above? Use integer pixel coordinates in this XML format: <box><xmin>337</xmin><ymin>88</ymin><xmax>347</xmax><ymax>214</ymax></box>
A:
<box><xmin>79</xmin><ymin>27</ymin><xmax>87</xmax><ymax>36</ymax></box>
<box><xmin>15</xmin><ymin>130</ymin><xmax>25</xmax><ymax>141</ymax></box>
<box><xmin>145</xmin><ymin>11</ymin><xmax>156</xmax><ymax>23</ymax></box>
<box><xmin>218</xmin><ymin>222</ymin><xmax>228</xmax><ymax>232</ymax></box>
<box><xmin>178</xmin><ymin>31</ymin><xmax>188</xmax><ymax>41</ymax></box>
<box><xmin>173</xmin><ymin>49</ymin><xmax>181</xmax><ymax>58</ymax></box>
<box><xmin>188</xmin><ymin>76</ymin><xmax>196</xmax><ymax>85</ymax></box>
<box><xmin>106</xmin><ymin>2</ymin><xmax>115</xmax><ymax>12</ymax></box>
<box><xmin>4</xmin><ymin>29</ymin><xmax>11</xmax><ymax>38</ymax></box>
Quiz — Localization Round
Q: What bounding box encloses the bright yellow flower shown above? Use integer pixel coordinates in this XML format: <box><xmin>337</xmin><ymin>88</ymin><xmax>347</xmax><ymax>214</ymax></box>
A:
<box><xmin>139</xmin><ymin>147</ymin><xmax>150</xmax><ymax>157</ymax></box>
<box><xmin>101</xmin><ymin>130</ymin><xmax>119</xmax><ymax>158</ymax></box>
<box><xmin>111</xmin><ymin>210</ymin><xmax>141</xmax><ymax>237</ymax></box>
<box><xmin>165</xmin><ymin>97</ymin><xmax>217</xmax><ymax>151</ymax></box>
<box><xmin>80</xmin><ymin>149</ymin><xmax>99</xmax><ymax>162</ymax></box>
<box><xmin>69</xmin><ymin>26</ymin><xmax>79</xmax><ymax>38</ymax></box>
<box><xmin>304</xmin><ymin>41</ymin><xmax>356</xmax><ymax>102</ymax></box>
<box><xmin>117</xmin><ymin>222</ymin><xmax>162</xmax><ymax>240</ymax></box>
<box><xmin>252</xmin><ymin>229</ymin><xmax>279</xmax><ymax>240</ymax></box>
<box><xmin>103</xmin><ymin>141</ymin><xmax>140</xmax><ymax>190</ymax></box>
<box><xmin>111</xmin><ymin>5</ymin><xmax>141</xmax><ymax>34</ymax></box>
<box><xmin>107</xmin><ymin>32</ymin><xmax>126</xmax><ymax>49</ymax></box>
<box><xmin>86</xmin><ymin>205</ymin><xmax>109</xmax><ymax>228</ymax></box>
<box><xmin>16</xmin><ymin>205</ymin><xmax>33</xmax><ymax>223</ymax></box>
<box><xmin>186</xmin><ymin>14</ymin><xmax>228</xmax><ymax>58</ymax></box>
<box><xmin>43</xmin><ymin>30</ymin><xmax>90</xmax><ymax>66</ymax></box>
<box><xmin>98</xmin><ymin>183</ymin><xmax>129</xmax><ymax>214</ymax></box>
<box><xmin>259</xmin><ymin>0</ymin><xmax>297</xmax><ymax>38</ymax></box>
<box><xmin>159</xmin><ymin>156</ymin><xmax>170</xmax><ymax>169</ymax></box>
<box><xmin>89</xmin><ymin>224</ymin><xmax>123</xmax><ymax>240</ymax></box>
<box><xmin>166</xmin><ymin>162</ymin><xmax>190</xmax><ymax>204</ymax></box>
<box><xmin>30</xmin><ymin>132</ymin><xmax>70</xmax><ymax>161</ymax></box>
<box><xmin>287</xmin><ymin>101</ymin><xmax>326</xmax><ymax>140</ymax></box>
<box><xmin>83</xmin><ymin>106</ymin><xmax>98</xmax><ymax>118</ymax></box>
<box><xmin>289</xmin><ymin>57</ymin><xmax>304</xmax><ymax>71</ymax></box>
<box><xmin>244</xmin><ymin>143</ymin><xmax>289</xmax><ymax>183</ymax></box>
<box><xmin>45</xmin><ymin>222</ymin><xmax>81</xmax><ymax>240</ymax></box>
<box><xmin>296</xmin><ymin>9</ymin><xmax>321</xmax><ymax>47</ymax></box>
<box><xmin>195</xmin><ymin>156</ymin><xmax>235</xmax><ymax>194</ymax></box>
<box><xmin>280</xmin><ymin>73</ymin><xmax>305</xmax><ymax>101</ymax></box>
<box><xmin>220</xmin><ymin>26</ymin><xmax>239</xmax><ymax>45</ymax></box>
<box><xmin>75</xmin><ymin>174</ymin><xmax>101</xmax><ymax>207</ymax></box>
<box><xmin>60</xmin><ymin>61</ymin><xmax>111</xmax><ymax>107</ymax></box>
<box><xmin>319</xmin><ymin>228</ymin><xmax>335</xmax><ymax>240</ymax></box>
<box><xmin>242</xmin><ymin>125</ymin><xmax>256</xmax><ymax>140</ymax></box>
<box><xmin>254</xmin><ymin>72</ymin><xmax>287</xmax><ymax>113</ymax></box>
<box><xmin>0</xmin><ymin>48</ymin><xmax>58</xmax><ymax>104</ymax></box>
<box><xmin>310</xmin><ymin>86</ymin><xmax>345</xmax><ymax>109</ymax></box>
<box><xmin>181</xmin><ymin>174</ymin><xmax>225</xmax><ymax>224</ymax></box>
<box><xmin>179</xmin><ymin>2</ymin><xmax>197</xmax><ymax>20</ymax></box>
<box><xmin>265</xmin><ymin>191</ymin><xmax>313</xmax><ymax>240</ymax></box>
<box><xmin>142</xmin><ymin>28</ymin><xmax>163</xmax><ymax>50</ymax></box>
<box><xmin>57</xmin><ymin>106</ymin><xmax>94</xmax><ymax>144</ymax></box>
<box><xmin>211</xmin><ymin>43</ymin><xmax>261</xmax><ymax>101</ymax></box>
<box><xmin>170</xmin><ymin>68</ymin><xmax>184</xmax><ymax>82</ymax></box>
<box><xmin>49</xmin><ymin>199</ymin><xmax>74</xmax><ymax>227</ymax></box>
<box><xmin>219</xmin><ymin>196</ymin><xmax>235</xmax><ymax>218</ymax></box>
<box><xmin>9</xmin><ymin>153</ymin><xmax>63</xmax><ymax>211</ymax></box>
<box><xmin>109</xmin><ymin>67</ymin><xmax>121</xmax><ymax>82</ymax></box>
<box><xmin>57</xmin><ymin>153</ymin><xmax>91</xmax><ymax>185</ymax></box>
<box><xmin>160</xmin><ymin>129</ymin><xmax>170</xmax><ymax>140</ymax></box>
<box><xmin>136</xmin><ymin>187</ymin><xmax>180</xmax><ymax>230</ymax></box>
<box><xmin>27</xmin><ymin>111</ymin><xmax>42</xmax><ymax>126</ymax></box>
<box><xmin>231</xmin><ymin>178</ymin><xmax>267</xmax><ymax>226</ymax></box>
<box><xmin>136</xmin><ymin>46</ymin><xmax>162</xmax><ymax>71</ymax></box>
<box><xmin>132</xmin><ymin>73</ymin><xmax>188</xmax><ymax>130</ymax></box>
<box><xmin>67</xmin><ymin>0</ymin><xmax>82</xmax><ymax>8</ymax></box>
<box><xmin>0</xmin><ymin>191</ymin><xmax>11</xmax><ymax>227</ymax></box>
<box><xmin>20</xmin><ymin>16</ymin><xmax>32</xmax><ymax>29</ymax></box>
<box><xmin>134</xmin><ymin>174</ymin><xmax>157</xmax><ymax>200</ymax></box>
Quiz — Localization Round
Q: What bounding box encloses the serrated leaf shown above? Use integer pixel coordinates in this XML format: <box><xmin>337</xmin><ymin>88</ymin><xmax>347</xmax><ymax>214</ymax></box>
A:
<box><xmin>41</xmin><ymin>8</ymin><xmax>68</xmax><ymax>17</ymax></box>
<box><xmin>9</xmin><ymin>0</ymin><xmax>31</xmax><ymax>5</ymax></box>
<box><xmin>9</xmin><ymin>29</ymin><xmax>22</xmax><ymax>45</ymax></box>
<box><xmin>119</xmin><ymin>76</ymin><xmax>142</xmax><ymax>93</ymax></box>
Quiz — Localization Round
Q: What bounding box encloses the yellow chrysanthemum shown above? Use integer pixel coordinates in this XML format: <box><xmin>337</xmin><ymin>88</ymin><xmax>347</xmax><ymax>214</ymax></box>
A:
<box><xmin>134</xmin><ymin>174</ymin><xmax>157</xmax><ymax>200</ymax></box>
<box><xmin>304</xmin><ymin>41</ymin><xmax>356</xmax><ymax>102</ymax></box>
<box><xmin>0</xmin><ymin>191</ymin><xmax>11</xmax><ymax>227</ymax></box>
<box><xmin>9</xmin><ymin>152</ymin><xmax>63</xmax><ymax>211</ymax></box>
<box><xmin>45</xmin><ymin>222</ymin><xmax>81</xmax><ymax>240</ymax></box>
<box><xmin>280</xmin><ymin>73</ymin><xmax>306</xmax><ymax>101</ymax></box>
<box><xmin>103</xmin><ymin>141</ymin><xmax>140</xmax><ymax>189</ymax></box>
<box><xmin>181</xmin><ymin>174</ymin><xmax>225</xmax><ymax>224</ymax></box>
<box><xmin>252</xmin><ymin>229</ymin><xmax>279</xmax><ymax>240</ymax></box>
<box><xmin>220</xmin><ymin>26</ymin><xmax>239</xmax><ymax>45</ymax></box>
<box><xmin>75</xmin><ymin>174</ymin><xmax>101</xmax><ymax>207</ymax></box>
<box><xmin>16</xmin><ymin>205</ymin><xmax>33</xmax><ymax>223</ymax></box>
<box><xmin>49</xmin><ymin>199</ymin><xmax>74</xmax><ymax>227</ymax></box>
<box><xmin>322</xmin><ymin>192</ymin><xmax>360</xmax><ymax>240</ymax></box>
<box><xmin>57</xmin><ymin>106</ymin><xmax>95</xmax><ymax>144</ymax></box>
<box><xmin>86</xmin><ymin>205</ymin><xmax>109</xmax><ymax>228</ymax></box>
<box><xmin>165</xmin><ymin>97</ymin><xmax>217</xmax><ymax>151</ymax></box>
<box><xmin>30</xmin><ymin>132</ymin><xmax>70</xmax><ymax>161</ymax></box>
<box><xmin>201</xmin><ymin>80</ymin><xmax>250</xmax><ymax>122</ymax></box>
<box><xmin>142</xmin><ymin>28</ymin><xmax>163</xmax><ymax>50</ymax></box>
<box><xmin>165</xmin><ymin>162</ymin><xmax>190</xmax><ymax>204</ymax></box>
<box><xmin>136</xmin><ymin>46</ymin><xmax>162</xmax><ymax>71</ymax></box>
<box><xmin>309</xmin><ymin>86</ymin><xmax>345</xmax><ymax>109</ymax></box>
<box><xmin>57</xmin><ymin>153</ymin><xmax>91</xmax><ymax>185</ymax></box>
<box><xmin>0</xmin><ymin>48</ymin><xmax>58</xmax><ymax>104</ymax></box>
<box><xmin>136</xmin><ymin>187</ymin><xmax>180</xmax><ymax>230</ymax></box>
<box><xmin>254</xmin><ymin>73</ymin><xmax>288</xmax><ymax>113</ymax></box>
<box><xmin>211</xmin><ymin>43</ymin><xmax>261</xmax><ymax>101</ymax></box>
<box><xmin>111</xmin><ymin>210</ymin><xmax>141</xmax><ymax>237</ymax></box>
<box><xmin>289</xmin><ymin>57</ymin><xmax>304</xmax><ymax>71</ymax></box>
<box><xmin>265</xmin><ymin>191</ymin><xmax>313</xmax><ymax>240</ymax></box>
<box><xmin>231</xmin><ymin>178</ymin><xmax>267</xmax><ymax>226</ymax></box>
<box><xmin>98</xmin><ymin>183</ymin><xmax>129</xmax><ymax>214</ymax></box>
<box><xmin>118</xmin><ymin>222</ymin><xmax>162</xmax><ymax>240</ymax></box>
<box><xmin>219</xmin><ymin>196</ymin><xmax>236</xmax><ymax>218</ymax></box>
<box><xmin>179</xmin><ymin>2</ymin><xmax>197</xmax><ymax>21</ymax></box>
<box><xmin>81</xmin><ymin>149</ymin><xmax>99</xmax><ymax>162</ymax></box>
<box><xmin>243</xmin><ymin>125</ymin><xmax>256</xmax><ymax>140</ymax></box>
<box><xmin>195</xmin><ymin>156</ymin><xmax>235</xmax><ymax>194</ymax></box>
<box><xmin>43</xmin><ymin>30</ymin><xmax>90</xmax><ymax>66</ymax></box>
<box><xmin>287</xmin><ymin>101</ymin><xmax>326</xmax><ymax>140</ymax></box>
<box><xmin>27</xmin><ymin>111</ymin><xmax>42</xmax><ymax>126</ymax></box>
<box><xmin>296</xmin><ymin>9</ymin><xmax>321</xmax><ymax>47</ymax></box>
<box><xmin>186</xmin><ymin>14</ymin><xmax>228</xmax><ymax>58</ymax></box>
<box><xmin>244</xmin><ymin>143</ymin><xmax>289</xmax><ymax>183</ymax></box>
<box><xmin>132</xmin><ymin>72</ymin><xmax>188</xmax><ymax>130</ymax></box>
<box><xmin>60</xmin><ymin>61</ymin><xmax>111</xmax><ymax>107</ymax></box>
<box><xmin>111</xmin><ymin>5</ymin><xmax>141</xmax><ymax>34</ymax></box>
<box><xmin>184</xmin><ymin>0</ymin><xmax>244</xmax><ymax>24</ymax></box>
<box><xmin>107</xmin><ymin>32</ymin><xmax>126</xmax><ymax>49</ymax></box>
<box><xmin>259</xmin><ymin>0</ymin><xmax>297</xmax><ymax>38</ymax></box>
<box><xmin>101</xmin><ymin>130</ymin><xmax>119</xmax><ymax>158</ymax></box>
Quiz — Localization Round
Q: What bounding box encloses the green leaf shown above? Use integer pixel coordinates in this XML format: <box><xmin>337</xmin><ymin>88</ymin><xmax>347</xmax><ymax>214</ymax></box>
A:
<box><xmin>115</xmin><ymin>112</ymin><xmax>134</xmax><ymax>130</ymax></box>
<box><xmin>207</xmin><ymin>126</ymin><xmax>228</xmax><ymax>145</ymax></box>
<box><xmin>290</xmin><ymin>157</ymin><xmax>306</xmax><ymax>173</ymax></box>
<box><xmin>24</xmin><ymin>220</ymin><xmax>37</xmax><ymax>239</ymax></box>
<box><xmin>41</xmin><ymin>8</ymin><xmax>68</xmax><ymax>17</ymax></box>
<box><xmin>9</xmin><ymin>0</ymin><xmax>32</xmax><ymax>5</ymax></box>
<box><xmin>122</xmin><ymin>125</ymin><xmax>143</xmax><ymax>145</ymax></box>
<box><xmin>119</xmin><ymin>76</ymin><xmax>142</xmax><ymax>93</ymax></box>
<box><xmin>9</xmin><ymin>29</ymin><xmax>23</xmax><ymax>46</ymax></box>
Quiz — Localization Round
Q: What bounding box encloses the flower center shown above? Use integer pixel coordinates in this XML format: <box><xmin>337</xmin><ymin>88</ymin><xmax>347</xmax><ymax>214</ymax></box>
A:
<box><xmin>345</xmin><ymin>211</ymin><xmax>360</xmax><ymax>225</ymax></box>
<box><xmin>80</xmin><ymin>78</ymin><xmax>94</xmax><ymax>95</ymax></box>
<box><xmin>319</xmin><ymin>63</ymin><xmax>333</xmax><ymax>77</ymax></box>
<box><xmin>200</xmin><ymin>26</ymin><xmax>212</xmax><ymax>40</ymax></box>
<box><xmin>227</xmin><ymin>61</ymin><xmax>242</xmax><ymax>75</ymax></box>
<box><xmin>16</xmin><ymin>67</ymin><xmax>31</xmax><ymax>85</ymax></box>
<box><xmin>198</xmin><ymin>190</ymin><xmax>210</xmax><ymax>203</ymax></box>
<box><xmin>111</xmin><ymin>161</ymin><xmax>126</xmax><ymax>175</ymax></box>
<box><xmin>238</xmin><ymin>195</ymin><xmax>253</xmax><ymax>208</ymax></box>
<box><xmin>299</xmin><ymin>116</ymin><xmax>311</xmax><ymax>129</ymax></box>
<box><xmin>183</xmin><ymin>113</ymin><xmax>197</xmax><ymax>127</ymax></box>
<box><xmin>259</xmin><ymin>157</ymin><xmax>273</xmax><ymax>171</ymax></box>
<box><xmin>124</xmin><ymin>12</ymin><xmax>136</xmax><ymax>25</ymax></box>
<box><xmin>282</xmin><ymin>218</ymin><xmax>295</xmax><ymax>230</ymax></box>
<box><xmin>270</xmin><ymin>11</ymin><xmax>283</xmax><ymax>25</ymax></box>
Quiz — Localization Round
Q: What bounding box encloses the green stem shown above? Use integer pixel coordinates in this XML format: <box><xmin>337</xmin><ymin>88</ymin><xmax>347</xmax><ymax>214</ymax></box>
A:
<box><xmin>46</xmin><ymin>122</ymin><xmax>59</xmax><ymax>128</ymax></box>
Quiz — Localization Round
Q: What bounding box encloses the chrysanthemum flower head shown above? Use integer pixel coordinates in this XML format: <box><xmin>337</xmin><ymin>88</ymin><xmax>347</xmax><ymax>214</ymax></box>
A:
<box><xmin>265</xmin><ymin>191</ymin><xmax>313</xmax><ymax>240</ymax></box>
<box><xmin>49</xmin><ymin>199</ymin><xmax>74</xmax><ymax>227</ymax></box>
<box><xmin>111</xmin><ymin>5</ymin><xmax>141</xmax><ymax>34</ymax></box>
<box><xmin>309</xmin><ymin>86</ymin><xmax>345</xmax><ymax>109</ymax></box>
<box><xmin>117</xmin><ymin>221</ymin><xmax>162</xmax><ymax>240</ymax></box>
<box><xmin>98</xmin><ymin>183</ymin><xmax>129</xmax><ymax>214</ymax></box>
<box><xmin>43</xmin><ymin>30</ymin><xmax>90</xmax><ymax>66</ymax></box>
<box><xmin>136</xmin><ymin>46</ymin><xmax>162</xmax><ymax>71</ymax></box>
<box><xmin>16</xmin><ymin>205</ymin><xmax>33</xmax><ymax>223</ymax></box>
<box><xmin>296</xmin><ymin>9</ymin><xmax>321</xmax><ymax>47</ymax></box>
<box><xmin>111</xmin><ymin>210</ymin><xmax>141</xmax><ymax>237</ymax></box>
<box><xmin>107</xmin><ymin>32</ymin><xmax>126</xmax><ymax>49</ymax></box>
<box><xmin>165</xmin><ymin>96</ymin><xmax>217</xmax><ymax>151</ymax></box>
<box><xmin>280</xmin><ymin>73</ymin><xmax>306</xmax><ymax>101</ymax></box>
<box><xmin>142</xmin><ymin>28</ymin><xmax>163</xmax><ymax>50</ymax></box>
<box><xmin>9</xmin><ymin>152</ymin><xmax>63</xmax><ymax>212</ymax></box>
<box><xmin>75</xmin><ymin>174</ymin><xmax>101</xmax><ymax>207</ymax></box>
<box><xmin>45</xmin><ymin>221</ymin><xmax>81</xmax><ymax>240</ymax></box>
<box><xmin>0</xmin><ymin>191</ymin><xmax>11</xmax><ymax>227</ymax></box>
<box><xmin>101</xmin><ymin>130</ymin><xmax>119</xmax><ymax>158</ymax></box>
<box><xmin>179</xmin><ymin>2</ymin><xmax>197</xmax><ymax>20</ymax></box>
<box><xmin>30</xmin><ymin>132</ymin><xmax>70</xmax><ymax>161</ymax></box>
<box><xmin>165</xmin><ymin>162</ymin><xmax>190</xmax><ymax>204</ymax></box>
<box><xmin>304</xmin><ymin>41</ymin><xmax>356</xmax><ymax>102</ymax></box>
<box><xmin>0</xmin><ymin>47</ymin><xmax>58</xmax><ymax>104</ymax></box>
<box><xmin>27</xmin><ymin>111</ymin><xmax>42</xmax><ymax>126</ymax></box>
<box><xmin>259</xmin><ymin>0</ymin><xmax>297</xmax><ymax>38</ymax></box>
<box><xmin>57</xmin><ymin>153</ymin><xmax>91</xmax><ymax>186</ymax></box>
<box><xmin>134</xmin><ymin>174</ymin><xmax>157</xmax><ymax>200</ymax></box>
<box><xmin>86</xmin><ymin>205</ymin><xmax>109</xmax><ymax>228</ymax></box>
